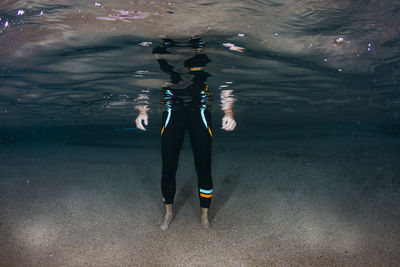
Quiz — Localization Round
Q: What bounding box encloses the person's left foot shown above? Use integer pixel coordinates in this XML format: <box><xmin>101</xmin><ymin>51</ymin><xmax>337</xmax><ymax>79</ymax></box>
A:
<box><xmin>201</xmin><ymin>208</ymin><xmax>211</xmax><ymax>229</ymax></box>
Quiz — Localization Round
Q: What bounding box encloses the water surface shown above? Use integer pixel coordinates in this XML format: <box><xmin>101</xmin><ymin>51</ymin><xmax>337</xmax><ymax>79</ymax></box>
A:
<box><xmin>0</xmin><ymin>0</ymin><xmax>398</xmax><ymax>133</ymax></box>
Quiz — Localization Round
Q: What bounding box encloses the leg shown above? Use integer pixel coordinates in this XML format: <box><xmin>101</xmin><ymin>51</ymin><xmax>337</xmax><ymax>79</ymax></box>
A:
<box><xmin>160</xmin><ymin>110</ymin><xmax>185</xmax><ymax>230</ymax></box>
<box><xmin>188</xmin><ymin>109</ymin><xmax>213</xmax><ymax>228</ymax></box>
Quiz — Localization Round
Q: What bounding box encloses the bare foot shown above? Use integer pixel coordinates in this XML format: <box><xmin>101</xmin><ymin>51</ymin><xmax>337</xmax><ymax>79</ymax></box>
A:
<box><xmin>160</xmin><ymin>204</ymin><xmax>173</xmax><ymax>231</ymax></box>
<box><xmin>160</xmin><ymin>214</ymin><xmax>173</xmax><ymax>231</ymax></box>
<box><xmin>201</xmin><ymin>208</ymin><xmax>211</xmax><ymax>229</ymax></box>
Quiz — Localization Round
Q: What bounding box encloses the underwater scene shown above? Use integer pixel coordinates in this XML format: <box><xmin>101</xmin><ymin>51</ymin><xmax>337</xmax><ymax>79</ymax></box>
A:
<box><xmin>0</xmin><ymin>0</ymin><xmax>399</xmax><ymax>265</ymax></box>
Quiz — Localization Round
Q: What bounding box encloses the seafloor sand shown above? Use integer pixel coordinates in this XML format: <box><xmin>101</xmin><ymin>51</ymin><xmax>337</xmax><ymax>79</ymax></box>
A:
<box><xmin>1</xmin><ymin>130</ymin><xmax>400</xmax><ymax>266</ymax></box>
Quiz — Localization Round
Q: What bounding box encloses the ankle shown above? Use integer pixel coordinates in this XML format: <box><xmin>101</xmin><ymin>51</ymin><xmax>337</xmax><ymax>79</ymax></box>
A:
<box><xmin>165</xmin><ymin>204</ymin><xmax>173</xmax><ymax>216</ymax></box>
<box><xmin>201</xmin><ymin>207</ymin><xmax>209</xmax><ymax>217</ymax></box>
<box><xmin>200</xmin><ymin>208</ymin><xmax>210</xmax><ymax>229</ymax></box>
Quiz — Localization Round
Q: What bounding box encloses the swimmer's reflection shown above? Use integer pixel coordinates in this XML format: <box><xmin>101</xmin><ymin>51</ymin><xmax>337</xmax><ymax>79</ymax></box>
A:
<box><xmin>134</xmin><ymin>38</ymin><xmax>236</xmax><ymax>230</ymax></box>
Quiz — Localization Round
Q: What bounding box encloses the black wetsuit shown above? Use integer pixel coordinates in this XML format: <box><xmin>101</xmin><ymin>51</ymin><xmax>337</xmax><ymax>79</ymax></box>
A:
<box><xmin>153</xmin><ymin>38</ymin><xmax>213</xmax><ymax>208</ymax></box>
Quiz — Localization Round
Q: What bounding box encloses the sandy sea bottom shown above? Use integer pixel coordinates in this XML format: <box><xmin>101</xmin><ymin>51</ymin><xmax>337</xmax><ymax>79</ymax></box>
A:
<box><xmin>0</xmin><ymin>132</ymin><xmax>400</xmax><ymax>266</ymax></box>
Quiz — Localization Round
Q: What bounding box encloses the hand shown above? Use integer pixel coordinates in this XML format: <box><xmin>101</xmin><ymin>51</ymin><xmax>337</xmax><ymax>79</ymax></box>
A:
<box><xmin>135</xmin><ymin>112</ymin><xmax>148</xmax><ymax>131</ymax></box>
<box><xmin>221</xmin><ymin>114</ymin><xmax>236</xmax><ymax>131</ymax></box>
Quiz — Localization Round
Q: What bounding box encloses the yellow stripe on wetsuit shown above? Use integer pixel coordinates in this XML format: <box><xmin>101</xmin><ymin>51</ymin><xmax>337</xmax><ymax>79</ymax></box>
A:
<box><xmin>189</xmin><ymin>67</ymin><xmax>204</xmax><ymax>71</ymax></box>
<box><xmin>208</xmin><ymin>127</ymin><xmax>213</xmax><ymax>137</ymax></box>
<box><xmin>199</xmin><ymin>189</ymin><xmax>213</xmax><ymax>198</ymax></box>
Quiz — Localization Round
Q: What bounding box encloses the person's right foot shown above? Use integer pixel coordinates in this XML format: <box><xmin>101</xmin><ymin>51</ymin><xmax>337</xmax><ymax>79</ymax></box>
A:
<box><xmin>160</xmin><ymin>204</ymin><xmax>173</xmax><ymax>231</ymax></box>
<box><xmin>160</xmin><ymin>214</ymin><xmax>173</xmax><ymax>231</ymax></box>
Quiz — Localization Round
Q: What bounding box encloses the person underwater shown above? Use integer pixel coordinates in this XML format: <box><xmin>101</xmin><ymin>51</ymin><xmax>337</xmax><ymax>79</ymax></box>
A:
<box><xmin>135</xmin><ymin>37</ymin><xmax>236</xmax><ymax>230</ymax></box>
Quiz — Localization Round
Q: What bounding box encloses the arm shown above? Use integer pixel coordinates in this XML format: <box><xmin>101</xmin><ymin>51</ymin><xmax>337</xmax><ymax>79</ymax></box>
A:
<box><xmin>134</xmin><ymin>90</ymin><xmax>149</xmax><ymax>131</ymax></box>
<box><xmin>220</xmin><ymin>89</ymin><xmax>237</xmax><ymax>131</ymax></box>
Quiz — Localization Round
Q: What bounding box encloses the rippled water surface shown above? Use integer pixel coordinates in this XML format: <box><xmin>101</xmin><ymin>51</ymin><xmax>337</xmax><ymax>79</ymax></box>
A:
<box><xmin>0</xmin><ymin>0</ymin><xmax>399</xmax><ymax>131</ymax></box>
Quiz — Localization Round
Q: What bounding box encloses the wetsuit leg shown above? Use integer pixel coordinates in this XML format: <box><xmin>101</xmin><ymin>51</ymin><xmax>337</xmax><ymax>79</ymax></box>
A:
<box><xmin>188</xmin><ymin>109</ymin><xmax>213</xmax><ymax>208</ymax></box>
<box><xmin>161</xmin><ymin>110</ymin><xmax>185</xmax><ymax>204</ymax></box>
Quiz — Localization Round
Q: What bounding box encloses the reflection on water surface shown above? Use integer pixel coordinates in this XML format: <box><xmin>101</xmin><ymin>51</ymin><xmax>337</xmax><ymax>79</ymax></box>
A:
<box><xmin>0</xmin><ymin>0</ymin><xmax>399</xmax><ymax>129</ymax></box>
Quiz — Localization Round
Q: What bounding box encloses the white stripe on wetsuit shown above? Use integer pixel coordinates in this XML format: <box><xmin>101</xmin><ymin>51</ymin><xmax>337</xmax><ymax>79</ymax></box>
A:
<box><xmin>200</xmin><ymin>108</ymin><xmax>208</xmax><ymax>128</ymax></box>
<box><xmin>200</xmin><ymin>188</ymin><xmax>213</xmax><ymax>194</ymax></box>
<box><xmin>165</xmin><ymin>108</ymin><xmax>172</xmax><ymax>127</ymax></box>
